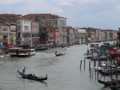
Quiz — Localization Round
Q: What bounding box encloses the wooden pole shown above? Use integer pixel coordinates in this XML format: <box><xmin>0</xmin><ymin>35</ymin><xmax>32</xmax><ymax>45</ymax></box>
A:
<box><xmin>80</xmin><ymin>60</ymin><xmax>82</xmax><ymax>71</ymax></box>
<box><xmin>84</xmin><ymin>59</ymin><xmax>86</xmax><ymax>71</ymax></box>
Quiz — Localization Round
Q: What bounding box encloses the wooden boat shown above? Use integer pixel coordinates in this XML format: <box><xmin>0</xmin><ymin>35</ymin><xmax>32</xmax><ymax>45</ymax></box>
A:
<box><xmin>98</xmin><ymin>79</ymin><xmax>120</xmax><ymax>87</ymax></box>
<box><xmin>17</xmin><ymin>70</ymin><xmax>48</xmax><ymax>81</ymax></box>
<box><xmin>95</xmin><ymin>65</ymin><xmax>120</xmax><ymax>76</ymax></box>
<box><xmin>34</xmin><ymin>44</ymin><xmax>49</xmax><ymax>51</ymax></box>
<box><xmin>97</xmin><ymin>68</ymin><xmax>120</xmax><ymax>76</ymax></box>
<box><xmin>55</xmin><ymin>51</ymin><xmax>65</xmax><ymax>56</ymax></box>
<box><xmin>55</xmin><ymin>53</ymin><xmax>64</xmax><ymax>56</ymax></box>
<box><xmin>98</xmin><ymin>55</ymin><xmax>107</xmax><ymax>61</ymax></box>
<box><xmin>86</xmin><ymin>54</ymin><xmax>92</xmax><ymax>59</ymax></box>
<box><xmin>110</xmin><ymin>85</ymin><xmax>120</xmax><ymax>90</ymax></box>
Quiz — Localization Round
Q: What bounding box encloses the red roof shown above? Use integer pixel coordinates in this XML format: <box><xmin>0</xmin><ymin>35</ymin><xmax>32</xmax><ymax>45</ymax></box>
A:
<box><xmin>0</xmin><ymin>14</ymin><xmax>21</xmax><ymax>24</ymax></box>
<box><xmin>22</xmin><ymin>13</ymin><xmax>65</xmax><ymax>21</ymax></box>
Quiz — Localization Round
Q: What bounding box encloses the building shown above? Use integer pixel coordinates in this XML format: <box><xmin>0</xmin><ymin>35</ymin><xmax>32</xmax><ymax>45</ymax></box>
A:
<box><xmin>23</xmin><ymin>14</ymin><xmax>66</xmax><ymax>47</ymax></box>
<box><xmin>23</xmin><ymin>14</ymin><xmax>66</xmax><ymax>28</ymax></box>
<box><xmin>47</xmin><ymin>27</ymin><xmax>60</xmax><ymax>47</ymax></box>
<box><xmin>0</xmin><ymin>14</ymin><xmax>20</xmax><ymax>47</ymax></box>
<box><xmin>81</xmin><ymin>27</ymin><xmax>97</xmax><ymax>43</ymax></box>
<box><xmin>62</xmin><ymin>27</ymin><xmax>76</xmax><ymax>46</ymax></box>
<box><xmin>77</xmin><ymin>28</ymin><xmax>87</xmax><ymax>44</ymax></box>
<box><xmin>16</xmin><ymin>13</ymin><xmax>66</xmax><ymax>47</ymax></box>
<box><xmin>79</xmin><ymin>27</ymin><xmax>118</xmax><ymax>43</ymax></box>
<box><xmin>16</xmin><ymin>18</ymin><xmax>33</xmax><ymax>46</ymax></box>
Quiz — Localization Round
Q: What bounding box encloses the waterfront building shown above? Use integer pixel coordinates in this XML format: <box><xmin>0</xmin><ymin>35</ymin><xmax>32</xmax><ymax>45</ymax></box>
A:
<box><xmin>23</xmin><ymin>14</ymin><xmax>66</xmax><ymax>47</ymax></box>
<box><xmin>0</xmin><ymin>14</ymin><xmax>20</xmax><ymax>47</ymax></box>
<box><xmin>78</xmin><ymin>27</ymin><xmax>117</xmax><ymax>43</ymax></box>
<box><xmin>16</xmin><ymin>14</ymin><xmax>66</xmax><ymax>47</ymax></box>
<box><xmin>16</xmin><ymin>18</ymin><xmax>33</xmax><ymax>47</ymax></box>
<box><xmin>77</xmin><ymin>28</ymin><xmax>87</xmax><ymax>44</ymax></box>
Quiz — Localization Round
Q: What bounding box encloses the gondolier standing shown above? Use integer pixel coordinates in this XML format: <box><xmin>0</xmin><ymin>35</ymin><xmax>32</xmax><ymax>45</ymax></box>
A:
<box><xmin>22</xmin><ymin>67</ymin><xmax>26</xmax><ymax>74</ymax></box>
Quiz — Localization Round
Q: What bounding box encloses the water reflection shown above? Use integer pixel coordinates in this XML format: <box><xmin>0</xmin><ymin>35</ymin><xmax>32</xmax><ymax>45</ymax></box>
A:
<box><xmin>39</xmin><ymin>81</ymin><xmax>48</xmax><ymax>87</ymax></box>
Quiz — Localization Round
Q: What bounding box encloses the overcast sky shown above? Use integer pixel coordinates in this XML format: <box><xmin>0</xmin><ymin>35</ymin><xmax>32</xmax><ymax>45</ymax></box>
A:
<box><xmin>0</xmin><ymin>0</ymin><xmax>120</xmax><ymax>29</ymax></box>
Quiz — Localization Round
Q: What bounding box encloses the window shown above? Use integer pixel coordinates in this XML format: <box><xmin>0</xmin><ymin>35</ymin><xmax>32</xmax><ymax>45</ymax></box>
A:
<box><xmin>24</xmin><ymin>26</ymin><xmax>29</xmax><ymax>31</ymax></box>
<box><xmin>3</xmin><ymin>27</ymin><xmax>8</xmax><ymax>31</ymax></box>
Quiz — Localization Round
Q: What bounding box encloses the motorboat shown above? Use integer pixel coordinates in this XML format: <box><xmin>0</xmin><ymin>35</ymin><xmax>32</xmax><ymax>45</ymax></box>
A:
<box><xmin>8</xmin><ymin>48</ymin><xmax>36</xmax><ymax>57</ymax></box>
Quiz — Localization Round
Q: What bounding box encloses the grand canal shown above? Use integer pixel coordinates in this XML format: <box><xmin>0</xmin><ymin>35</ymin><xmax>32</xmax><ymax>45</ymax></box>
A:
<box><xmin>0</xmin><ymin>45</ymin><xmax>103</xmax><ymax>90</ymax></box>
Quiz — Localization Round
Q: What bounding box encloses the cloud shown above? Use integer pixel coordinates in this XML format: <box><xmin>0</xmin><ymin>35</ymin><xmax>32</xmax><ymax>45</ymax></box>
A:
<box><xmin>0</xmin><ymin>0</ymin><xmax>24</xmax><ymax>4</ymax></box>
<box><xmin>49</xmin><ymin>7</ymin><xmax>63</xmax><ymax>14</ymax></box>
<box><xmin>0</xmin><ymin>0</ymin><xmax>120</xmax><ymax>29</ymax></box>
<box><xmin>25</xmin><ymin>0</ymin><xmax>49</xmax><ymax>7</ymax></box>
<box><xmin>53</xmin><ymin>0</ymin><xmax>100</xmax><ymax>7</ymax></box>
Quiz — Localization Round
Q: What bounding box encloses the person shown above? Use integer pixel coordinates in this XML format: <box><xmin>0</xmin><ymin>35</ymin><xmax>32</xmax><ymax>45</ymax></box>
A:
<box><xmin>55</xmin><ymin>51</ymin><xmax>58</xmax><ymax>55</ymax></box>
<box><xmin>22</xmin><ymin>67</ymin><xmax>26</xmax><ymax>74</ymax></box>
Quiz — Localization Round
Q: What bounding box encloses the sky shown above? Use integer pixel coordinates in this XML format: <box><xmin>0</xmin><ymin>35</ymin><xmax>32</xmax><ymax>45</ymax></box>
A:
<box><xmin>0</xmin><ymin>0</ymin><xmax>120</xmax><ymax>29</ymax></box>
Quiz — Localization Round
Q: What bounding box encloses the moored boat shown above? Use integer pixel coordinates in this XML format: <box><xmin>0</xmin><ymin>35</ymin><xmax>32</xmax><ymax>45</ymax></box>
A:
<box><xmin>8</xmin><ymin>48</ymin><xmax>36</xmax><ymax>57</ymax></box>
<box><xmin>95</xmin><ymin>66</ymin><xmax>120</xmax><ymax>76</ymax></box>
<box><xmin>55</xmin><ymin>51</ymin><xmax>65</xmax><ymax>56</ymax></box>
<box><xmin>98</xmin><ymin>79</ymin><xmax>120</xmax><ymax>87</ymax></box>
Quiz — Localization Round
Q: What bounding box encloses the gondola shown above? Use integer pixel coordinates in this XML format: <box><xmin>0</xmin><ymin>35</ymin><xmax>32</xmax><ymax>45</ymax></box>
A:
<box><xmin>97</xmin><ymin>69</ymin><xmax>120</xmax><ymax>76</ymax></box>
<box><xmin>55</xmin><ymin>53</ymin><xmax>64</xmax><ymax>56</ymax></box>
<box><xmin>95</xmin><ymin>65</ymin><xmax>120</xmax><ymax>76</ymax></box>
<box><xmin>98</xmin><ymin>55</ymin><xmax>107</xmax><ymax>61</ymax></box>
<box><xmin>110</xmin><ymin>85</ymin><xmax>120</xmax><ymax>90</ymax></box>
<box><xmin>55</xmin><ymin>51</ymin><xmax>65</xmax><ymax>56</ymax></box>
<box><xmin>17</xmin><ymin>70</ymin><xmax>48</xmax><ymax>81</ymax></box>
<box><xmin>86</xmin><ymin>54</ymin><xmax>92</xmax><ymax>59</ymax></box>
<box><xmin>98</xmin><ymin>79</ymin><xmax>120</xmax><ymax>87</ymax></box>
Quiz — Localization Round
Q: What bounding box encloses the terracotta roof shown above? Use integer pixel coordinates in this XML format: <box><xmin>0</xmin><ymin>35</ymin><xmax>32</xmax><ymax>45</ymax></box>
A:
<box><xmin>80</xmin><ymin>27</ymin><xmax>117</xmax><ymax>31</ymax></box>
<box><xmin>0</xmin><ymin>14</ymin><xmax>21</xmax><ymax>25</ymax></box>
<box><xmin>22</xmin><ymin>13</ymin><xmax>65</xmax><ymax>21</ymax></box>
<box><xmin>80</xmin><ymin>27</ymin><xmax>100</xmax><ymax>30</ymax></box>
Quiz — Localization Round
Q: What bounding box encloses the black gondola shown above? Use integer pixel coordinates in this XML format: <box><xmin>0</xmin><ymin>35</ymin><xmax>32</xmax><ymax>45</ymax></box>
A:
<box><xmin>17</xmin><ymin>70</ymin><xmax>48</xmax><ymax>81</ymax></box>
<box><xmin>55</xmin><ymin>51</ymin><xmax>65</xmax><ymax>56</ymax></box>
<box><xmin>110</xmin><ymin>85</ymin><xmax>120</xmax><ymax>90</ymax></box>
<box><xmin>98</xmin><ymin>79</ymin><xmax>120</xmax><ymax>87</ymax></box>
<box><xmin>55</xmin><ymin>53</ymin><xmax>64</xmax><ymax>56</ymax></box>
<box><xmin>97</xmin><ymin>69</ymin><xmax>120</xmax><ymax>76</ymax></box>
<box><xmin>95</xmin><ymin>65</ymin><xmax>120</xmax><ymax>76</ymax></box>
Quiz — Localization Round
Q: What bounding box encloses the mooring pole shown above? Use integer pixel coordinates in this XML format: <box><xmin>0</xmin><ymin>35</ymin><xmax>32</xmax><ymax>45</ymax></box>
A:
<box><xmin>80</xmin><ymin>60</ymin><xmax>82</xmax><ymax>71</ymax></box>
<box><xmin>84</xmin><ymin>59</ymin><xmax>86</xmax><ymax>71</ymax></box>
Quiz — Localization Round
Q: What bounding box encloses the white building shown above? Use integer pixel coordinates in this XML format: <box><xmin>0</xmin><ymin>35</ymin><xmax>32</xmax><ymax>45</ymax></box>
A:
<box><xmin>16</xmin><ymin>19</ymin><xmax>32</xmax><ymax>46</ymax></box>
<box><xmin>77</xmin><ymin>28</ymin><xmax>87</xmax><ymax>44</ymax></box>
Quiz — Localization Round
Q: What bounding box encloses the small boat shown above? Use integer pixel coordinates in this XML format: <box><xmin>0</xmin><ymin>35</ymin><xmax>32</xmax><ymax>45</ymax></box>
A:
<box><xmin>95</xmin><ymin>65</ymin><xmax>120</xmax><ymax>76</ymax></box>
<box><xmin>86</xmin><ymin>54</ymin><xmax>92</xmax><ymax>59</ymax></box>
<box><xmin>110</xmin><ymin>85</ymin><xmax>120</xmax><ymax>90</ymax></box>
<box><xmin>8</xmin><ymin>48</ymin><xmax>36</xmax><ymax>57</ymax></box>
<box><xmin>98</xmin><ymin>55</ymin><xmax>107</xmax><ymax>61</ymax></box>
<box><xmin>97</xmin><ymin>69</ymin><xmax>120</xmax><ymax>76</ymax></box>
<box><xmin>55</xmin><ymin>53</ymin><xmax>64</xmax><ymax>56</ymax></box>
<box><xmin>55</xmin><ymin>51</ymin><xmax>64</xmax><ymax>56</ymax></box>
<box><xmin>17</xmin><ymin>70</ymin><xmax>48</xmax><ymax>81</ymax></box>
<box><xmin>98</xmin><ymin>79</ymin><xmax>120</xmax><ymax>87</ymax></box>
<box><xmin>34</xmin><ymin>44</ymin><xmax>49</xmax><ymax>51</ymax></box>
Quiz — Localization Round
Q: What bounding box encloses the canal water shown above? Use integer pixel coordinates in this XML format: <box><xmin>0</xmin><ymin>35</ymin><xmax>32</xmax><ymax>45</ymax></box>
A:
<box><xmin>0</xmin><ymin>45</ymin><xmax>103</xmax><ymax>90</ymax></box>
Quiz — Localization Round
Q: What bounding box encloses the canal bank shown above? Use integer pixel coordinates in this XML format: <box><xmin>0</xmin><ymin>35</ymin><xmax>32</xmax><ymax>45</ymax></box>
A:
<box><xmin>0</xmin><ymin>45</ymin><xmax>103</xmax><ymax>90</ymax></box>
